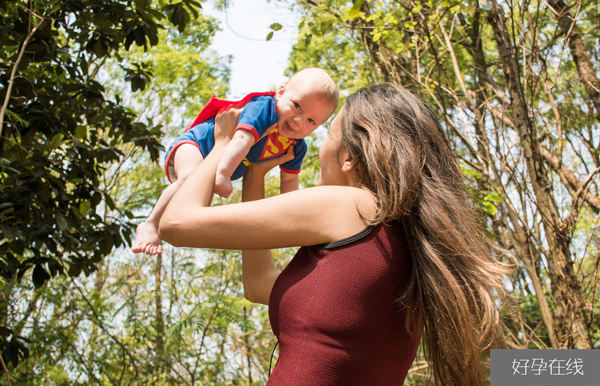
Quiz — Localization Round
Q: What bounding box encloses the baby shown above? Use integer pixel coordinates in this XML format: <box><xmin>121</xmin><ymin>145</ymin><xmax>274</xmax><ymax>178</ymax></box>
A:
<box><xmin>132</xmin><ymin>68</ymin><xmax>339</xmax><ymax>255</ymax></box>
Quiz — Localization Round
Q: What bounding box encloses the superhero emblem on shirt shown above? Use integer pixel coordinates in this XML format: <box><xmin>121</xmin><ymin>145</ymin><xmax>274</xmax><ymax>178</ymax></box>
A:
<box><xmin>259</xmin><ymin>128</ymin><xmax>296</xmax><ymax>160</ymax></box>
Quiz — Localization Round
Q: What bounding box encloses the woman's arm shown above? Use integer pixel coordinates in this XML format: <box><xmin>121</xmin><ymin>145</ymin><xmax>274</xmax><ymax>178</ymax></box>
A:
<box><xmin>279</xmin><ymin>171</ymin><xmax>299</xmax><ymax>194</ymax></box>
<box><xmin>159</xmin><ymin>110</ymin><xmax>376</xmax><ymax>251</ymax></box>
<box><xmin>240</xmin><ymin>153</ymin><xmax>293</xmax><ymax>305</ymax></box>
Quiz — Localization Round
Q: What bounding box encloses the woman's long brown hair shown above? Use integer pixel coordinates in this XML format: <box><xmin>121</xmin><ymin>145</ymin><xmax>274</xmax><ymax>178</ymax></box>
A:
<box><xmin>341</xmin><ymin>83</ymin><xmax>509</xmax><ymax>385</ymax></box>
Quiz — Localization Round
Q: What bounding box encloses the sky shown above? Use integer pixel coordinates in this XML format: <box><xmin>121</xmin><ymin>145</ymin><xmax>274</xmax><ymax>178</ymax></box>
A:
<box><xmin>202</xmin><ymin>1</ymin><xmax>300</xmax><ymax>99</ymax></box>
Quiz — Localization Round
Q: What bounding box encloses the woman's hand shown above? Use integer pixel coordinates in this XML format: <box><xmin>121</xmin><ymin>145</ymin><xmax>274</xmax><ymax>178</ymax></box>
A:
<box><xmin>247</xmin><ymin>145</ymin><xmax>295</xmax><ymax>179</ymax></box>
<box><xmin>214</xmin><ymin>106</ymin><xmax>242</xmax><ymax>143</ymax></box>
<box><xmin>243</xmin><ymin>145</ymin><xmax>295</xmax><ymax>204</ymax></box>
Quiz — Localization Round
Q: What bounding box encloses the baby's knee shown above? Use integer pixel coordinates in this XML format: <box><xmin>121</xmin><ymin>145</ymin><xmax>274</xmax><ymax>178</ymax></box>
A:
<box><xmin>173</xmin><ymin>160</ymin><xmax>199</xmax><ymax>182</ymax></box>
<box><xmin>170</xmin><ymin>177</ymin><xmax>186</xmax><ymax>190</ymax></box>
<box><xmin>172</xmin><ymin>144</ymin><xmax>203</xmax><ymax>180</ymax></box>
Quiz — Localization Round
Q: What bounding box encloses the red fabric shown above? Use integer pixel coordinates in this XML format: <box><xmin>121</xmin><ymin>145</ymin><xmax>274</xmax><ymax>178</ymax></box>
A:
<box><xmin>279</xmin><ymin>167</ymin><xmax>301</xmax><ymax>174</ymax></box>
<box><xmin>268</xmin><ymin>222</ymin><xmax>421</xmax><ymax>386</ymax></box>
<box><xmin>236</xmin><ymin>124</ymin><xmax>260</xmax><ymax>143</ymax></box>
<box><xmin>186</xmin><ymin>91</ymin><xmax>277</xmax><ymax>132</ymax></box>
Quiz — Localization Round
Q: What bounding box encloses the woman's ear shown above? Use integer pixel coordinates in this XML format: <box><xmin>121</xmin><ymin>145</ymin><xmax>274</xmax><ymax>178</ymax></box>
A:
<box><xmin>340</xmin><ymin>150</ymin><xmax>354</xmax><ymax>173</ymax></box>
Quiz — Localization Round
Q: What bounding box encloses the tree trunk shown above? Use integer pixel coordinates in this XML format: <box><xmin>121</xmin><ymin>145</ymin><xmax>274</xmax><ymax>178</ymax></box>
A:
<box><xmin>154</xmin><ymin>254</ymin><xmax>165</xmax><ymax>371</ymax></box>
<box><xmin>243</xmin><ymin>306</ymin><xmax>253</xmax><ymax>384</ymax></box>
<box><xmin>89</xmin><ymin>263</ymin><xmax>104</xmax><ymax>366</ymax></box>
<box><xmin>488</xmin><ymin>0</ymin><xmax>592</xmax><ymax>349</ymax></box>
<box><xmin>548</xmin><ymin>0</ymin><xmax>600</xmax><ymax>120</ymax></box>
<box><xmin>0</xmin><ymin>280</ymin><xmax>14</xmax><ymax>332</ymax></box>
<box><xmin>505</xmin><ymin>206</ymin><xmax>559</xmax><ymax>347</ymax></box>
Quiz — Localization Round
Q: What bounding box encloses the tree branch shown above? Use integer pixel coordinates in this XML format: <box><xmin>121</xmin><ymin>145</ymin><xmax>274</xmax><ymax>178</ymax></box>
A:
<box><xmin>64</xmin><ymin>278</ymin><xmax>140</xmax><ymax>379</ymax></box>
<box><xmin>563</xmin><ymin>166</ymin><xmax>600</xmax><ymax>226</ymax></box>
<box><xmin>0</xmin><ymin>354</ymin><xmax>10</xmax><ymax>386</ymax></box>
<box><xmin>0</xmin><ymin>10</ymin><xmax>45</xmax><ymax>138</ymax></box>
<box><xmin>547</xmin><ymin>0</ymin><xmax>600</xmax><ymax>120</ymax></box>
<box><xmin>540</xmin><ymin>145</ymin><xmax>600</xmax><ymax>214</ymax></box>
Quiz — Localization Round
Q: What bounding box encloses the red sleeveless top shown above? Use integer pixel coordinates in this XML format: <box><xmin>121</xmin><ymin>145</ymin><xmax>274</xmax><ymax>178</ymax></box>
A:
<box><xmin>268</xmin><ymin>222</ymin><xmax>421</xmax><ymax>385</ymax></box>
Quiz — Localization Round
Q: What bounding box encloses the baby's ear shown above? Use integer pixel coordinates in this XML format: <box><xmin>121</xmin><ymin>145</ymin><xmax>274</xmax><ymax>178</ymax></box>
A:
<box><xmin>276</xmin><ymin>84</ymin><xmax>286</xmax><ymax>97</ymax></box>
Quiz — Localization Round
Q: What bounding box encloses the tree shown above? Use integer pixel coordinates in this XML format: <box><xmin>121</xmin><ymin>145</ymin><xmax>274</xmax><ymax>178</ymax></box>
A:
<box><xmin>0</xmin><ymin>0</ymin><xmax>207</xmax><ymax>371</ymax></box>
<box><xmin>287</xmin><ymin>0</ymin><xmax>599</xmax><ymax>370</ymax></box>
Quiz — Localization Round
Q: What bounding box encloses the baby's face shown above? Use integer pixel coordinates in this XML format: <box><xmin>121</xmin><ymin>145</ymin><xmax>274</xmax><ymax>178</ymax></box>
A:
<box><xmin>274</xmin><ymin>82</ymin><xmax>334</xmax><ymax>139</ymax></box>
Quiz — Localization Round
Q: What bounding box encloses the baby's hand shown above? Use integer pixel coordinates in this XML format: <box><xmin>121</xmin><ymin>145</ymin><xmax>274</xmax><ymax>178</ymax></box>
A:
<box><xmin>214</xmin><ymin>172</ymin><xmax>233</xmax><ymax>198</ymax></box>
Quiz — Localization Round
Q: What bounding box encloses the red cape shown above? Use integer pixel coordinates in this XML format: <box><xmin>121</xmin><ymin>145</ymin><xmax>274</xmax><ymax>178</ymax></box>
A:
<box><xmin>186</xmin><ymin>91</ymin><xmax>277</xmax><ymax>131</ymax></box>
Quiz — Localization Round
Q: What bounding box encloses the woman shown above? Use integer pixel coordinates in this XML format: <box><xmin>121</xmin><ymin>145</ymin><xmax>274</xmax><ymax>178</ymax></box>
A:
<box><xmin>159</xmin><ymin>83</ymin><xmax>508</xmax><ymax>385</ymax></box>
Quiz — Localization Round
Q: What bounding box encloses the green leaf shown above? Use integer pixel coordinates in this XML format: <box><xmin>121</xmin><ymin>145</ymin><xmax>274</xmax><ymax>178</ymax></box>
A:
<box><xmin>49</xmin><ymin>133</ymin><xmax>64</xmax><ymax>149</ymax></box>
<box><xmin>185</xmin><ymin>1</ymin><xmax>200</xmax><ymax>18</ymax></box>
<box><xmin>411</xmin><ymin>4</ymin><xmax>422</xmax><ymax>13</ymax></box>
<box><xmin>481</xmin><ymin>201</ymin><xmax>497</xmax><ymax>217</ymax></box>
<box><xmin>104</xmin><ymin>193</ymin><xmax>116</xmax><ymax>210</ymax></box>
<box><xmin>171</xmin><ymin>7</ymin><xmax>183</xmax><ymax>25</ymax></box>
<box><xmin>0</xmin><ymin>224</ymin><xmax>19</xmax><ymax>239</ymax></box>
<box><xmin>266</xmin><ymin>31</ymin><xmax>274</xmax><ymax>41</ymax></box>
<box><xmin>0</xmin><ymin>207</ymin><xmax>14</xmax><ymax>216</ymax></box>
<box><xmin>320</xmin><ymin>20</ymin><xmax>333</xmax><ymax>30</ymax></box>
<box><xmin>178</xmin><ymin>8</ymin><xmax>190</xmax><ymax>33</ymax></box>
<box><xmin>134</xmin><ymin>0</ymin><xmax>146</xmax><ymax>13</ymax></box>
<box><xmin>134</xmin><ymin>27</ymin><xmax>146</xmax><ymax>46</ymax></box>
<box><xmin>485</xmin><ymin>192</ymin><xmax>503</xmax><ymax>203</ymax></box>
<box><xmin>304</xmin><ymin>34</ymin><xmax>312</xmax><ymax>47</ymax></box>
<box><xmin>38</xmin><ymin>184</ymin><xmax>51</xmax><ymax>202</ymax></box>
<box><xmin>6</xmin><ymin>110</ymin><xmax>29</xmax><ymax>127</ymax></box>
<box><xmin>76</xmin><ymin>126</ymin><xmax>87</xmax><ymax>139</ymax></box>
<box><xmin>147</xmin><ymin>29</ymin><xmax>159</xmax><ymax>46</ymax></box>
<box><xmin>57</xmin><ymin>215</ymin><xmax>68</xmax><ymax>231</ymax></box>
<box><xmin>460</xmin><ymin>165</ymin><xmax>481</xmax><ymax>179</ymax></box>
<box><xmin>0</xmin><ymin>158</ymin><xmax>18</xmax><ymax>173</ymax></box>
<box><xmin>270</xmin><ymin>23</ymin><xmax>282</xmax><ymax>31</ymax></box>
<box><xmin>348</xmin><ymin>0</ymin><xmax>365</xmax><ymax>19</ymax></box>
<box><xmin>68</xmin><ymin>262</ymin><xmax>81</xmax><ymax>277</ymax></box>
<box><xmin>32</xmin><ymin>265</ymin><xmax>50</xmax><ymax>288</ymax></box>
<box><xmin>147</xmin><ymin>8</ymin><xmax>166</xmax><ymax>20</ymax></box>
<box><xmin>79</xmin><ymin>201</ymin><xmax>91</xmax><ymax>216</ymax></box>
<box><xmin>93</xmin><ymin>39</ymin><xmax>108</xmax><ymax>57</ymax></box>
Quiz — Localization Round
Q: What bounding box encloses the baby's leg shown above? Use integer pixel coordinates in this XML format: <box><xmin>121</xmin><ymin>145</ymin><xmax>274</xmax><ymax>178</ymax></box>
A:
<box><xmin>132</xmin><ymin>144</ymin><xmax>204</xmax><ymax>255</ymax></box>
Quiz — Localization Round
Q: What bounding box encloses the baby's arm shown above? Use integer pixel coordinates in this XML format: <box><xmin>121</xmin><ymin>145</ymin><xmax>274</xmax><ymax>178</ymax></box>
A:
<box><xmin>280</xmin><ymin>171</ymin><xmax>299</xmax><ymax>194</ymax></box>
<box><xmin>214</xmin><ymin>129</ymin><xmax>255</xmax><ymax>197</ymax></box>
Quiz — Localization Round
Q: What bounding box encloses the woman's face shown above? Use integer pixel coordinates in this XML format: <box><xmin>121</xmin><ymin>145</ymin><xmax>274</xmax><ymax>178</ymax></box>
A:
<box><xmin>317</xmin><ymin>109</ymin><xmax>350</xmax><ymax>187</ymax></box>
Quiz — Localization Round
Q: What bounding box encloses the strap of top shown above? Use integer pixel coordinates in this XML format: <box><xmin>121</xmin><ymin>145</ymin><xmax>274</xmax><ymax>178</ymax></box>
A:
<box><xmin>316</xmin><ymin>225</ymin><xmax>377</xmax><ymax>249</ymax></box>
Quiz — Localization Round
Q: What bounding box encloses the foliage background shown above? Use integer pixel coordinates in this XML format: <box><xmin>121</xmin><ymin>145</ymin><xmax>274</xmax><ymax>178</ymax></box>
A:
<box><xmin>1</xmin><ymin>0</ymin><xmax>599</xmax><ymax>384</ymax></box>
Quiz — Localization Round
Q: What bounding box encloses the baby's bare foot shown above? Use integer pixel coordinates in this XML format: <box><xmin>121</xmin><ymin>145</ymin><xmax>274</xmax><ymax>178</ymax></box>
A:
<box><xmin>131</xmin><ymin>223</ymin><xmax>145</xmax><ymax>253</ymax></box>
<box><xmin>132</xmin><ymin>221</ymin><xmax>163</xmax><ymax>255</ymax></box>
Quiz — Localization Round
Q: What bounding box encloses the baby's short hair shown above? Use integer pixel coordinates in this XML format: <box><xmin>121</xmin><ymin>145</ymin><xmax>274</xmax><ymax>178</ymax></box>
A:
<box><xmin>287</xmin><ymin>68</ymin><xmax>339</xmax><ymax>110</ymax></box>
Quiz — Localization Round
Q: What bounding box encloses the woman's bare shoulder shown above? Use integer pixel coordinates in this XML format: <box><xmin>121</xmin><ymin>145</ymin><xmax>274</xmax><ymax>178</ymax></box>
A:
<box><xmin>267</xmin><ymin>185</ymin><xmax>377</xmax><ymax>245</ymax></box>
<box><xmin>304</xmin><ymin>185</ymin><xmax>376</xmax><ymax>214</ymax></box>
<box><xmin>290</xmin><ymin>185</ymin><xmax>377</xmax><ymax>226</ymax></box>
